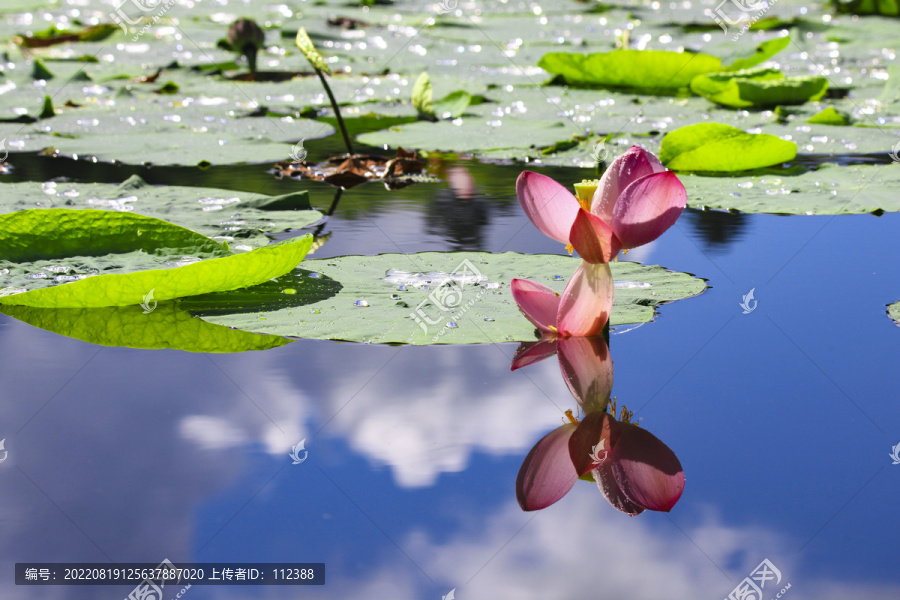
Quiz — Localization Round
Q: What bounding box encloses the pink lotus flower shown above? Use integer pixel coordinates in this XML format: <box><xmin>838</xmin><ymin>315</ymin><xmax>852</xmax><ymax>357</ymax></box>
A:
<box><xmin>512</xmin><ymin>337</ymin><xmax>684</xmax><ymax>515</ymax></box>
<box><xmin>516</xmin><ymin>146</ymin><xmax>687</xmax><ymax>263</ymax></box>
<box><xmin>515</xmin><ymin>408</ymin><xmax>684</xmax><ymax>515</ymax></box>
<box><xmin>510</xmin><ymin>261</ymin><xmax>613</xmax><ymax>338</ymax></box>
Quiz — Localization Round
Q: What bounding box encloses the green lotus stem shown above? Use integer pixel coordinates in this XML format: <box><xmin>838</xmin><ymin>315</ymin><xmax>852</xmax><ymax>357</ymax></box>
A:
<box><xmin>315</xmin><ymin>69</ymin><xmax>353</xmax><ymax>155</ymax></box>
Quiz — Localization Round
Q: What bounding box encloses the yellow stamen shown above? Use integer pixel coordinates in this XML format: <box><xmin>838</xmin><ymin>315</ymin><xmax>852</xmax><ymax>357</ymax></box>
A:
<box><xmin>573</xmin><ymin>179</ymin><xmax>600</xmax><ymax>212</ymax></box>
<box><xmin>565</xmin><ymin>243</ymin><xmax>574</xmax><ymax>255</ymax></box>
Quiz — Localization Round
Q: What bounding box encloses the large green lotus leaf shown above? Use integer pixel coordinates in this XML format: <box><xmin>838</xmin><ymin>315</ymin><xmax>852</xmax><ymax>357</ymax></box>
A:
<box><xmin>888</xmin><ymin>301</ymin><xmax>900</xmax><ymax>326</ymax></box>
<box><xmin>681</xmin><ymin>164</ymin><xmax>900</xmax><ymax>214</ymax></box>
<box><xmin>357</xmin><ymin>119</ymin><xmax>572</xmax><ymax>153</ymax></box>
<box><xmin>2</xmin><ymin>87</ymin><xmax>334</xmax><ymax>165</ymax></box>
<box><xmin>758</xmin><ymin>122</ymin><xmax>900</xmax><ymax>155</ymax></box>
<box><xmin>722</xmin><ymin>37</ymin><xmax>792</xmax><ymax>71</ymax></box>
<box><xmin>833</xmin><ymin>0</ymin><xmax>900</xmax><ymax>15</ymax></box>
<box><xmin>690</xmin><ymin>68</ymin><xmax>828</xmax><ymax>108</ymax></box>
<box><xmin>190</xmin><ymin>253</ymin><xmax>707</xmax><ymax>345</ymax></box>
<box><xmin>0</xmin><ymin>209</ymin><xmax>313</xmax><ymax>308</ymax></box>
<box><xmin>0</xmin><ymin>177</ymin><xmax>321</xmax><ymax>250</ymax></box>
<box><xmin>0</xmin><ymin>302</ymin><xmax>291</xmax><ymax>353</ymax></box>
<box><xmin>660</xmin><ymin>122</ymin><xmax>798</xmax><ymax>171</ymax></box>
<box><xmin>45</xmin><ymin>131</ymin><xmax>301</xmax><ymax>167</ymax></box>
<box><xmin>538</xmin><ymin>49</ymin><xmax>724</xmax><ymax>91</ymax></box>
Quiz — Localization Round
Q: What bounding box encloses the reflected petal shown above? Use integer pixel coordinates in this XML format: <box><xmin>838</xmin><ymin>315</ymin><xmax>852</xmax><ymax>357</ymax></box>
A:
<box><xmin>568</xmin><ymin>411</ymin><xmax>619</xmax><ymax>476</ymax></box>
<box><xmin>511</xmin><ymin>338</ymin><xmax>559</xmax><ymax>371</ymax></box>
<box><xmin>557</xmin><ymin>337</ymin><xmax>613</xmax><ymax>413</ymax></box>
<box><xmin>516</xmin><ymin>423</ymin><xmax>579</xmax><ymax>511</ymax></box>
<box><xmin>609</xmin><ymin>422</ymin><xmax>685</xmax><ymax>512</ymax></box>
<box><xmin>516</xmin><ymin>171</ymin><xmax>580</xmax><ymax>244</ymax></box>
<box><xmin>611</xmin><ymin>171</ymin><xmax>687</xmax><ymax>250</ymax></box>
<box><xmin>569</xmin><ymin>208</ymin><xmax>622</xmax><ymax>264</ymax></box>
<box><xmin>511</xmin><ymin>279</ymin><xmax>560</xmax><ymax>333</ymax></box>
<box><xmin>591</xmin><ymin>146</ymin><xmax>665</xmax><ymax>224</ymax></box>
<box><xmin>592</xmin><ymin>461</ymin><xmax>646</xmax><ymax>517</ymax></box>
<box><xmin>556</xmin><ymin>262</ymin><xmax>613</xmax><ymax>337</ymax></box>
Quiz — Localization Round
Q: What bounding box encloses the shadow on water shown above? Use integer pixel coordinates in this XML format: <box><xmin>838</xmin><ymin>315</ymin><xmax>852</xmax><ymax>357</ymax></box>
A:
<box><xmin>683</xmin><ymin>207</ymin><xmax>750</xmax><ymax>254</ymax></box>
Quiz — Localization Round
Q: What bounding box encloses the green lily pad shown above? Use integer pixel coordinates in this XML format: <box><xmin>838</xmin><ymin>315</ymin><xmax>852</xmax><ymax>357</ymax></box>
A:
<box><xmin>690</xmin><ymin>68</ymin><xmax>828</xmax><ymax>108</ymax></box>
<box><xmin>682</xmin><ymin>163</ymin><xmax>900</xmax><ymax>214</ymax></box>
<box><xmin>807</xmin><ymin>106</ymin><xmax>852</xmax><ymax>125</ymax></box>
<box><xmin>357</xmin><ymin>119</ymin><xmax>571</xmax><ymax>153</ymax></box>
<box><xmin>0</xmin><ymin>302</ymin><xmax>291</xmax><ymax>352</ymax></box>
<box><xmin>888</xmin><ymin>301</ymin><xmax>900</xmax><ymax>326</ymax></box>
<box><xmin>537</xmin><ymin>37</ymin><xmax>789</xmax><ymax>93</ymax></box>
<box><xmin>833</xmin><ymin>0</ymin><xmax>900</xmax><ymax>16</ymax></box>
<box><xmin>0</xmin><ymin>176</ymin><xmax>322</xmax><ymax>249</ymax></box>
<box><xmin>660</xmin><ymin>122</ymin><xmax>798</xmax><ymax>172</ymax></box>
<box><xmin>722</xmin><ymin>37</ymin><xmax>792</xmax><ymax>72</ymax></box>
<box><xmin>190</xmin><ymin>253</ymin><xmax>707</xmax><ymax>345</ymax></box>
<box><xmin>0</xmin><ymin>209</ymin><xmax>313</xmax><ymax>308</ymax></box>
<box><xmin>538</xmin><ymin>49</ymin><xmax>724</xmax><ymax>92</ymax></box>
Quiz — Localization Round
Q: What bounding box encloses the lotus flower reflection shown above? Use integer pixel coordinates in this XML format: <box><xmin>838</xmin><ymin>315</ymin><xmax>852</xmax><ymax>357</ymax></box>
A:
<box><xmin>516</xmin><ymin>146</ymin><xmax>687</xmax><ymax>263</ymax></box>
<box><xmin>512</xmin><ymin>337</ymin><xmax>685</xmax><ymax>515</ymax></box>
<box><xmin>511</xmin><ymin>261</ymin><xmax>613</xmax><ymax>338</ymax></box>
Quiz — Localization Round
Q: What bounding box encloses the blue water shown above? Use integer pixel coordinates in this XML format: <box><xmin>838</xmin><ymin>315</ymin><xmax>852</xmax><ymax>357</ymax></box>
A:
<box><xmin>1</xmin><ymin>164</ymin><xmax>899</xmax><ymax>600</ymax></box>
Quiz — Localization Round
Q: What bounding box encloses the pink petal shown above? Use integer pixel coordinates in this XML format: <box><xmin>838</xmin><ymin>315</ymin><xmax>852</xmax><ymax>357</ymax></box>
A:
<box><xmin>510</xmin><ymin>338</ymin><xmax>559</xmax><ymax>371</ymax></box>
<box><xmin>557</xmin><ymin>337</ymin><xmax>613</xmax><ymax>413</ymax></box>
<box><xmin>590</xmin><ymin>146</ymin><xmax>665</xmax><ymax>224</ymax></box>
<box><xmin>569</xmin><ymin>208</ymin><xmax>622</xmax><ymax>264</ymax></box>
<box><xmin>556</xmin><ymin>262</ymin><xmax>613</xmax><ymax>337</ymax></box>
<box><xmin>609</xmin><ymin>422</ymin><xmax>685</xmax><ymax>512</ymax></box>
<box><xmin>511</xmin><ymin>278</ymin><xmax>560</xmax><ymax>333</ymax></box>
<box><xmin>516</xmin><ymin>423</ymin><xmax>579</xmax><ymax>511</ymax></box>
<box><xmin>610</xmin><ymin>171</ymin><xmax>687</xmax><ymax>250</ymax></box>
<box><xmin>568</xmin><ymin>411</ymin><xmax>619</xmax><ymax>476</ymax></box>
<box><xmin>593</xmin><ymin>460</ymin><xmax>645</xmax><ymax>517</ymax></box>
<box><xmin>516</xmin><ymin>171</ymin><xmax>580</xmax><ymax>244</ymax></box>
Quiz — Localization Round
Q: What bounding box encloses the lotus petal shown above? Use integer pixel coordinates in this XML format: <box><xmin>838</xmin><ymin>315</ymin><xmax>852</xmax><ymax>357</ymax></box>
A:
<box><xmin>557</xmin><ymin>336</ymin><xmax>613</xmax><ymax>413</ymax></box>
<box><xmin>516</xmin><ymin>423</ymin><xmax>579</xmax><ymax>511</ymax></box>
<box><xmin>591</xmin><ymin>146</ymin><xmax>665</xmax><ymax>224</ymax></box>
<box><xmin>609</xmin><ymin>422</ymin><xmax>685</xmax><ymax>512</ymax></box>
<box><xmin>568</xmin><ymin>411</ymin><xmax>619</xmax><ymax>476</ymax></box>
<box><xmin>569</xmin><ymin>208</ymin><xmax>622</xmax><ymax>264</ymax></box>
<box><xmin>611</xmin><ymin>171</ymin><xmax>687</xmax><ymax>250</ymax></box>
<box><xmin>510</xmin><ymin>338</ymin><xmax>559</xmax><ymax>371</ymax></box>
<box><xmin>556</xmin><ymin>262</ymin><xmax>613</xmax><ymax>337</ymax></box>
<box><xmin>516</xmin><ymin>171</ymin><xmax>580</xmax><ymax>244</ymax></box>
<box><xmin>511</xmin><ymin>278</ymin><xmax>560</xmax><ymax>333</ymax></box>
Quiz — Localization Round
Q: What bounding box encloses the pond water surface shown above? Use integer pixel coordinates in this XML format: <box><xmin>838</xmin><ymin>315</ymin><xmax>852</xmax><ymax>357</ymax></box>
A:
<box><xmin>1</xmin><ymin>156</ymin><xmax>899</xmax><ymax>599</ymax></box>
